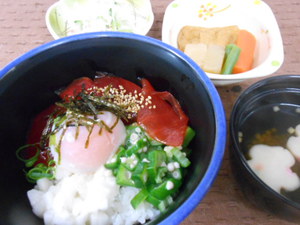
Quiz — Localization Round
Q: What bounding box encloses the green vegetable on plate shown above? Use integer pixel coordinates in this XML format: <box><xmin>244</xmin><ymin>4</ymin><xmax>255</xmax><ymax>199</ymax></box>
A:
<box><xmin>221</xmin><ymin>44</ymin><xmax>241</xmax><ymax>74</ymax></box>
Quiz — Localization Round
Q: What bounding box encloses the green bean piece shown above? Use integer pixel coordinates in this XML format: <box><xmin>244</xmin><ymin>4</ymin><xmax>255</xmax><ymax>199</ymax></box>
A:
<box><xmin>221</xmin><ymin>44</ymin><xmax>241</xmax><ymax>74</ymax></box>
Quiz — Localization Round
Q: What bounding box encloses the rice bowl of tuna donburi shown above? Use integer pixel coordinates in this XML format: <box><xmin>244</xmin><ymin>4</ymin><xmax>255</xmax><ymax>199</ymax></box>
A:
<box><xmin>0</xmin><ymin>32</ymin><xmax>226</xmax><ymax>225</ymax></box>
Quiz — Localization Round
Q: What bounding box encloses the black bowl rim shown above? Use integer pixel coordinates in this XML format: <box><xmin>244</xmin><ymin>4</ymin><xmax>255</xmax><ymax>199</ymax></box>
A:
<box><xmin>230</xmin><ymin>74</ymin><xmax>300</xmax><ymax>210</ymax></box>
<box><xmin>0</xmin><ymin>31</ymin><xmax>227</xmax><ymax>224</ymax></box>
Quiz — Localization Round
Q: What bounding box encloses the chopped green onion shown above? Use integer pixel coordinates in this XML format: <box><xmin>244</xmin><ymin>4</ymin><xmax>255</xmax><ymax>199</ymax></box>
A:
<box><xmin>26</xmin><ymin>164</ymin><xmax>55</xmax><ymax>183</ymax></box>
<box><xmin>48</xmin><ymin>160</ymin><xmax>56</xmax><ymax>168</ymax></box>
<box><xmin>16</xmin><ymin>144</ymin><xmax>40</xmax><ymax>168</ymax></box>
<box><xmin>16</xmin><ymin>143</ymin><xmax>56</xmax><ymax>183</ymax></box>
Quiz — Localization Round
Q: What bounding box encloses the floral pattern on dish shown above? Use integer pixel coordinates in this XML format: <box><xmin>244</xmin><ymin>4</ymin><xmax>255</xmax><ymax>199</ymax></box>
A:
<box><xmin>198</xmin><ymin>3</ymin><xmax>231</xmax><ymax>20</ymax></box>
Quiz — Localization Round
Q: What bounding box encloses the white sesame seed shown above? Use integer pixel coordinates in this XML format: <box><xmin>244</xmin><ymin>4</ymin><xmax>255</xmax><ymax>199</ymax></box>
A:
<box><xmin>167</xmin><ymin>163</ymin><xmax>175</xmax><ymax>172</ymax></box>
<box><xmin>166</xmin><ymin>181</ymin><xmax>174</xmax><ymax>190</ymax></box>
<box><xmin>174</xmin><ymin>162</ymin><xmax>180</xmax><ymax>169</ymax></box>
<box><xmin>172</xmin><ymin>171</ymin><xmax>181</xmax><ymax>179</ymax></box>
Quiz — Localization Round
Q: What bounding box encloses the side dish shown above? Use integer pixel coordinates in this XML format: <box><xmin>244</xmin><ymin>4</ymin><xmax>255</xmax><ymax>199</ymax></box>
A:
<box><xmin>47</xmin><ymin>0</ymin><xmax>154</xmax><ymax>38</ymax></box>
<box><xmin>16</xmin><ymin>73</ymin><xmax>195</xmax><ymax>225</ymax></box>
<box><xmin>178</xmin><ymin>26</ymin><xmax>256</xmax><ymax>74</ymax></box>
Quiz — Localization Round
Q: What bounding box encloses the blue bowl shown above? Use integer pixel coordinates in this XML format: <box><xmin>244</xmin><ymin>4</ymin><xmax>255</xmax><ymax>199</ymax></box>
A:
<box><xmin>0</xmin><ymin>32</ymin><xmax>226</xmax><ymax>224</ymax></box>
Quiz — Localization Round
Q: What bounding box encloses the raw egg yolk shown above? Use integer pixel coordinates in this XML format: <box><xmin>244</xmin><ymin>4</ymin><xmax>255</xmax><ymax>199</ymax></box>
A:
<box><xmin>51</xmin><ymin>111</ymin><xmax>126</xmax><ymax>173</ymax></box>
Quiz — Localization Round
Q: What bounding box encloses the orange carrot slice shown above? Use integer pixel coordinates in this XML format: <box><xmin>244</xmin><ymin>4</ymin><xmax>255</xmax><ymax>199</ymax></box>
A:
<box><xmin>233</xmin><ymin>30</ymin><xmax>256</xmax><ymax>74</ymax></box>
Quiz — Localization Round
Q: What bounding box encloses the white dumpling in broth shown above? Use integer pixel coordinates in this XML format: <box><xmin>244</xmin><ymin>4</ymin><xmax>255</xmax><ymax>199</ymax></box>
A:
<box><xmin>247</xmin><ymin>144</ymin><xmax>300</xmax><ymax>193</ymax></box>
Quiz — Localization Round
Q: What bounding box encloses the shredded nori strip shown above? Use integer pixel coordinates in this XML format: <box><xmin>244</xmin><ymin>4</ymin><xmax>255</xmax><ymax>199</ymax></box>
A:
<box><xmin>17</xmin><ymin>78</ymin><xmax>131</xmax><ymax>182</ymax></box>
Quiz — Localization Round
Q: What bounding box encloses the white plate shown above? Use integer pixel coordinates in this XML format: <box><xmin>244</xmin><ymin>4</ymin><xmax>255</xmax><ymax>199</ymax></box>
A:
<box><xmin>162</xmin><ymin>0</ymin><xmax>284</xmax><ymax>86</ymax></box>
<box><xmin>46</xmin><ymin>0</ymin><xmax>154</xmax><ymax>40</ymax></box>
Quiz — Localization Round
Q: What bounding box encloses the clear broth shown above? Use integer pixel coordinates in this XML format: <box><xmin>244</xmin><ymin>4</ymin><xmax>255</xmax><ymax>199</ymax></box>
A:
<box><xmin>239</xmin><ymin>103</ymin><xmax>300</xmax><ymax>202</ymax></box>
